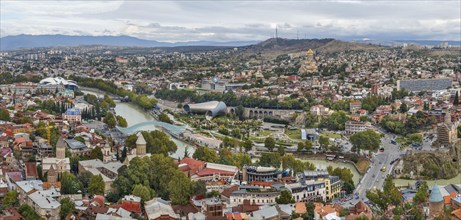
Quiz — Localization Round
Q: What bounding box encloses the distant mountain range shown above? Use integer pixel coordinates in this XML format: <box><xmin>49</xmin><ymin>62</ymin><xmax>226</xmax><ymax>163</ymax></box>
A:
<box><xmin>0</xmin><ymin>34</ymin><xmax>260</xmax><ymax>51</ymax></box>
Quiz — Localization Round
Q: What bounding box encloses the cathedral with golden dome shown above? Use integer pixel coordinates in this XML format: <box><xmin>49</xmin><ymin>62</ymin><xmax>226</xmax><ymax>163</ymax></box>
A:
<box><xmin>299</xmin><ymin>49</ymin><xmax>318</xmax><ymax>75</ymax></box>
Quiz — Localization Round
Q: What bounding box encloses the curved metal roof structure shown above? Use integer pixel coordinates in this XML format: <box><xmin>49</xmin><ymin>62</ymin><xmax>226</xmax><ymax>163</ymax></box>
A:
<box><xmin>39</xmin><ymin>77</ymin><xmax>78</xmax><ymax>89</ymax></box>
<box><xmin>183</xmin><ymin>101</ymin><xmax>227</xmax><ymax>119</ymax></box>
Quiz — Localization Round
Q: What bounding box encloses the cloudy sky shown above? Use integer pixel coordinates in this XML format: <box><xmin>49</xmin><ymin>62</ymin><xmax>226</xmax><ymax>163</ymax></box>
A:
<box><xmin>1</xmin><ymin>0</ymin><xmax>460</xmax><ymax>42</ymax></box>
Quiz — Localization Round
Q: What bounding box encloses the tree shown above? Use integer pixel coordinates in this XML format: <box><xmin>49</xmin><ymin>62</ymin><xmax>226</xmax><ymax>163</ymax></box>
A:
<box><xmin>366</xmin><ymin>176</ymin><xmax>401</xmax><ymax>212</ymax></box>
<box><xmin>90</xmin><ymin>146</ymin><xmax>103</xmax><ymax>161</ymax></box>
<box><xmin>193</xmin><ymin>146</ymin><xmax>218</xmax><ymax>162</ymax></box>
<box><xmin>89</xmin><ymin>174</ymin><xmax>105</xmax><ymax>195</ymax></box>
<box><xmin>60</xmin><ymin>197</ymin><xmax>76</xmax><ymax>219</ymax></box>
<box><xmin>0</xmin><ymin>108</ymin><xmax>11</xmax><ymax>121</ymax></box>
<box><xmin>168</xmin><ymin>172</ymin><xmax>193</xmax><ymax>205</ymax></box>
<box><xmin>242</xmin><ymin>139</ymin><xmax>253</xmax><ymax>152</ymax></box>
<box><xmin>2</xmin><ymin>190</ymin><xmax>18</xmax><ymax>208</ymax></box>
<box><xmin>264</xmin><ymin>137</ymin><xmax>276</xmax><ymax>151</ymax></box>
<box><xmin>400</xmin><ymin>103</ymin><xmax>408</xmax><ymax>113</ymax></box>
<box><xmin>132</xmin><ymin>184</ymin><xmax>154</xmax><ymax>202</ymax></box>
<box><xmin>408</xmin><ymin>133</ymin><xmax>423</xmax><ymax>144</ymax></box>
<box><xmin>258</xmin><ymin>153</ymin><xmax>281</xmax><ymax>168</ymax></box>
<box><xmin>125</xmin><ymin>134</ymin><xmax>138</xmax><ymax>149</ymax></box>
<box><xmin>297</xmin><ymin>142</ymin><xmax>305</xmax><ymax>152</ymax></box>
<box><xmin>276</xmin><ymin>190</ymin><xmax>295</xmax><ymax>204</ymax></box>
<box><xmin>350</xmin><ymin>130</ymin><xmax>381</xmax><ymax>153</ymax></box>
<box><xmin>103</xmin><ymin>112</ymin><xmax>117</xmax><ymax>129</ymax></box>
<box><xmin>18</xmin><ymin>204</ymin><xmax>40</xmax><ymax>220</ymax></box>
<box><xmin>235</xmin><ymin>105</ymin><xmax>245</xmax><ymax>120</ymax></box>
<box><xmin>319</xmin><ymin>110</ymin><xmax>348</xmax><ymax>130</ymax></box>
<box><xmin>158</xmin><ymin>113</ymin><xmax>173</xmax><ymax>124</ymax></box>
<box><xmin>319</xmin><ymin>136</ymin><xmax>330</xmax><ymax>150</ymax></box>
<box><xmin>61</xmin><ymin>172</ymin><xmax>83</xmax><ymax>194</ymax></box>
<box><xmin>116</xmin><ymin>115</ymin><xmax>128</xmax><ymax>127</ymax></box>
<box><xmin>78</xmin><ymin>170</ymin><xmax>93</xmax><ymax>192</ymax></box>
<box><xmin>277</xmin><ymin>145</ymin><xmax>285</xmax><ymax>156</ymax></box>
<box><xmin>413</xmin><ymin>181</ymin><xmax>429</xmax><ymax>204</ymax></box>
<box><xmin>304</xmin><ymin>140</ymin><xmax>313</xmax><ymax>152</ymax></box>
<box><xmin>193</xmin><ymin>180</ymin><xmax>207</xmax><ymax>196</ymax></box>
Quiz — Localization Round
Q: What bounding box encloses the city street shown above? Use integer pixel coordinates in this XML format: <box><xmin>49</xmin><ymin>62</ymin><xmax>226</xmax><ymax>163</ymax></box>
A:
<box><xmin>341</xmin><ymin>132</ymin><xmax>402</xmax><ymax>207</ymax></box>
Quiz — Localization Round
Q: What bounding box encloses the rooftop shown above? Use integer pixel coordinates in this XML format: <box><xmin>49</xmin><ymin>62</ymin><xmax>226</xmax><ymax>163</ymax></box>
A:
<box><xmin>28</xmin><ymin>189</ymin><xmax>61</xmax><ymax>209</ymax></box>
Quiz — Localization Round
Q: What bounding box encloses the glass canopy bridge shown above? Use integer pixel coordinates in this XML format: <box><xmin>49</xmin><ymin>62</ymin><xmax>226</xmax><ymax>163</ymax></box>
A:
<box><xmin>117</xmin><ymin>121</ymin><xmax>187</xmax><ymax>137</ymax></box>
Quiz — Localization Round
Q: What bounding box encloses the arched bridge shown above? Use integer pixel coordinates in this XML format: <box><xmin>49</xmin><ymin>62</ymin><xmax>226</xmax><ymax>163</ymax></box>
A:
<box><xmin>117</xmin><ymin>121</ymin><xmax>187</xmax><ymax>136</ymax></box>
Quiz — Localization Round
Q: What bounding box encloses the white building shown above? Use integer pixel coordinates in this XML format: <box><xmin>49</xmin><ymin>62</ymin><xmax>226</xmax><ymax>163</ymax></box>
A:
<box><xmin>345</xmin><ymin>121</ymin><xmax>372</xmax><ymax>134</ymax></box>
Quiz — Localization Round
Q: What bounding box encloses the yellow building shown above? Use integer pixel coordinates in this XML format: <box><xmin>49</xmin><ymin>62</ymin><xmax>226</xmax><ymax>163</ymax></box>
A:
<box><xmin>299</xmin><ymin>49</ymin><xmax>318</xmax><ymax>75</ymax></box>
<box><xmin>302</xmin><ymin>170</ymin><xmax>343</xmax><ymax>200</ymax></box>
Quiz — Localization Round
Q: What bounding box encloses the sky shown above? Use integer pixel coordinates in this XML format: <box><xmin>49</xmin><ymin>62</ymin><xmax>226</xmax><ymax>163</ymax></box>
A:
<box><xmin>1</xmin><ymin>0</ymin><xmax>460</xmax><ymax>42</ymax></box>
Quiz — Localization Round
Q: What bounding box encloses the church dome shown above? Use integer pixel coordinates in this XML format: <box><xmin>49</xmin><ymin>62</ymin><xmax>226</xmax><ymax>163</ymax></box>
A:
<box><xmin>429</xmin><ymin>183</ymin><xmax>443</xmax><ymax>203</ymax></box>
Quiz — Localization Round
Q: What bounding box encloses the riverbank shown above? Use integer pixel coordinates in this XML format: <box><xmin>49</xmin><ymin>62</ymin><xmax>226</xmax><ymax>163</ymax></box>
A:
<box><xmin>393</xmin><ymin>173</ymin><xmax>461</xmax><ymax>187</ymax></box>
<box><xmin>80</xmin><ymin>88</ymin><xmax>195</xmax><ymax>159</ymax></box>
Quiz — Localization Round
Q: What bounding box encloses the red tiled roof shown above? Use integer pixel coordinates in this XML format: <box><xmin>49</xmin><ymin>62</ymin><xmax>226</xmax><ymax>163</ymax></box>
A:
<box><xmin>43</xmin><ymin>182</ymin><xmax>61</xmax><ymax>189</ymax></box>
<box><xmin>221</xmin><ymin>185</ymin><xmax>239</xmax><ymax>198</ymax></box>
<box><xmin>121</xmin><ymin>200</ymin><xmax>142</xmax><ymax>213</ymax></box>
<box><xmin>6</xmin><ymin>172</ymin><xmax>23</xmax><ymax>182</ymax></box>
<box><xmin>25</xmin><ymin>162</ymin><xmax>38</xmax><ymax>178</ymax></box>
<box><xmin>180</xmin><ymin>157</ymin><xmax>205</xmax><ymax>170</ymax></box>
<box><xmin>196</xmin><ymin>168</ymin><xmax>236</xmax><ymax>177</ymax></box>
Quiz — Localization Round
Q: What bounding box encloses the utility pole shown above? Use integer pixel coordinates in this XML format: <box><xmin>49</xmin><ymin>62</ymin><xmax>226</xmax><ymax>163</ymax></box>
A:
<box><xmin>297</xmin><ymin>30</ymin><xmax>299</xmax><ymax>40</ymax></box>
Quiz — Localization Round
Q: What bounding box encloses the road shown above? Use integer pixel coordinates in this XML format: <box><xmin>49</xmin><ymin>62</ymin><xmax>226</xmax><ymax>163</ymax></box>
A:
<box><xmin>341</xmin><ymin>132</ymin><xmax>403</xmax><ymax>207</ymax></box>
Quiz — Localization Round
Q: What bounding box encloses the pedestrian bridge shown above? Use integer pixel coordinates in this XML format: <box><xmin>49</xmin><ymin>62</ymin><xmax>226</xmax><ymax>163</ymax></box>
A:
<box><xmin>117</xmin><ymin>121</ymin><xmax>187</xmax><ymax>136</ymax></box>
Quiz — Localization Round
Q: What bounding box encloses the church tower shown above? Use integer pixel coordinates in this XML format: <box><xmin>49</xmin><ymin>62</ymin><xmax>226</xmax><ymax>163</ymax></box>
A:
<box><xmin>47</xmin><ymin>166</ymin><xmax>57</xmax><ymax>183</ymax></box>
<box><xmin>56</xmin><ymin>136</ymin><xmax>66</xmax><ymax>159</ymax></box>
<box><xmin>136</xmin><ymin>133</ymin><xmax>147</xmax><ymax>156</ymax></box>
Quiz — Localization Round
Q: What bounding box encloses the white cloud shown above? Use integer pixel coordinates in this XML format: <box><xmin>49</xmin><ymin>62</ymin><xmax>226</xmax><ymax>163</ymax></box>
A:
<box><xmin>1</xmin><ymin>0</ymin><xmax>460</xmax><ymax>41</ymax></box>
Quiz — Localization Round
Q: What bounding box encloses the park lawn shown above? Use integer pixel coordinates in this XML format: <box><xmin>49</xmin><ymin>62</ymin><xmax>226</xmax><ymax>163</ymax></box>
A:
<box><xmin>285</xmin><ymin>129</ymin><xmax>301</xmax><ymax>140</ymax></box>
<box><xmin>258</xmin><ymin>130</ymin><xmax>273</xmax><ymax>137</ymax></box>
<box><xmin>320</xmin><ymin>131</ymin><xmax>341</xmax><ymax>139</ymax></box>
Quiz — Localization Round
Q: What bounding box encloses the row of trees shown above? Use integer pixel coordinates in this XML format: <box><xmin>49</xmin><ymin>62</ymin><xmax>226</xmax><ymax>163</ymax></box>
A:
<box><xmin>72</xmin><ymin>77</ymin><xmax>158</xmax><ymax>110</ymax></box>
<box><xmin>60</xmin><ymin>171</ymin><xmax>105</xmax><ymax>195</ymax></box>
<box><xmin>155</xmin><ymin>89</ymin><xmax>307</xmax><ymax>110</ymax></box>
<box><xmin>103</xmin><ymin>112</ymin><xmax>128</xmax><ymax>128</ymax></box>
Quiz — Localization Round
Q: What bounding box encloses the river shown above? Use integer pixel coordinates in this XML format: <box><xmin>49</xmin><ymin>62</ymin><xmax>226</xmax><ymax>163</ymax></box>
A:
<box><xmin>80</xmin><ymin>89</ymin><xmax>194</xmax><ymax>159</ymax></box>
